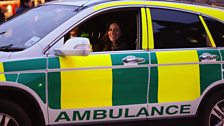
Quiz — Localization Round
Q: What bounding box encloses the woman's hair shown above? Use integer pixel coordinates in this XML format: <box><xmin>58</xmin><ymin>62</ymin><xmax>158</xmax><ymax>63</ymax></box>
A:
<box><xmin>101</xmin><ymin>20</ymin><xmax>125</xmax><ymax>51</ymax></box>
<box><xmin>105</xmin><ymin>20</ymin><xmax>124</xmax><ymax>36</ymax></box>
<box><xmin>106</xmin><ymin>20</ymin><xmax>123</xmax><ymax>32</ymax></box>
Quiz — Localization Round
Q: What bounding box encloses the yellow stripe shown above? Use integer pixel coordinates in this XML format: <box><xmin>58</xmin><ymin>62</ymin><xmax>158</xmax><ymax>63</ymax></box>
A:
<box><xmin>146</xmin><ymin>8</ymin><xmax>154</xmax><ymax>49</ymax></box>
<box><xmin>0</xmin><ymin>63</ymin><xmax>5</xmax><ymax>81</ymax></box>
<box><xmin>94</xmin><ymin>1</ymin><xmax>146</xmax><ymax>11</ymax></box>
<box><xmin>141</xmin><ymin>8</ymin><xmax>148</xmax><ymax>50</ymax></box>
<box><xmin>145</xmin><ymin>1</ymin><xmax>224</xmax><ymax>21</ymax></box>
<box><xmin>199</xmin><ymin>15</ymin><xmax>216</xmax><ymax>47</ymax></box>
<box><xmin>94</xmin><ymin>1</ymin><xmax>224</xmax><ymax>21</ymax></box>
<box><xmin>156</xmin><ymin>50</ymin><xmax>200</xmax><ymax>102</ymax></box>
<box><xmin>95</xmin><ymin>1</ymin><xmax>224</xmax><ymax>21</ymax></box>
<box><xmin>59</xmin><ymin>54</ymin><xmax>112</xmax><ymax>109</ymax></box>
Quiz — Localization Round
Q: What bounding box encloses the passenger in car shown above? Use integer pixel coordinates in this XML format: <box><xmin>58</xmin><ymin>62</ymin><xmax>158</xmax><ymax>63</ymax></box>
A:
<box><xmin>68</xmin><ymin>26</ymin><xmax>94</xmax><ymax>51</ymax></box>
<box><xmin>101</xmin><ymin>21</ymin><xmax>127</xmax><ymax>51</ymax></box>
<box><xmin>70</xmin><ymin>27</ymin><xmax>80</xmax><ymax>38</ymax></box>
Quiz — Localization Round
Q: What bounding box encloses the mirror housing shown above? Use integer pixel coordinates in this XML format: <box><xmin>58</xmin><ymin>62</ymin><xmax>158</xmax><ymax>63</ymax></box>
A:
<box><xmin>54</xmin><ymin>37</ymin><xmax>91</xmax><ymax>56</ymax></box>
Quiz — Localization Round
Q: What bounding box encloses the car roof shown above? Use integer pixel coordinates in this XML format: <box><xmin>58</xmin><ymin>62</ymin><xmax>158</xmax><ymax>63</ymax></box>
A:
<box><xmin>45</xmin><ymin>0</ymin><xmax>88</xmax><ymax>6</ymax></box>
<box><xmin>45</xmin><ymin>0</ymin><xmax>224</xmax><ymax>21</ymax></box>
<box><xmin>46</xmin><ymin>0</ymin><xmax>224</xmax><ymax>9</ymax></box>
<box><xmin>45</xmin><ymin>0</ymin><xmax>110</xmax><ymax>6</ymax></box>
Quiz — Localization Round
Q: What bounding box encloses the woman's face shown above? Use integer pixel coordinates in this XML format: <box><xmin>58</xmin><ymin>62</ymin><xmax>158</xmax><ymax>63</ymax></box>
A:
<box><xmin>108</xmin><ymin>23</ymin><xmax>121</xmax><ymax>43</ymax></box>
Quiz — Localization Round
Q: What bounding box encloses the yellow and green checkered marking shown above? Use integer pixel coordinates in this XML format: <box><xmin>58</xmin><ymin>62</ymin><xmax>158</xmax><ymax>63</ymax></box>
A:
<box><xmin>48</xmin><ymin>53</ymin><xmax>149</xmax><ymax>109</ymax></box>
<box><xmin>48</xmin><ymin>50</ymin><xmax>222</xmax><ymax>109</ymax></box>
<box><xmin>0</xmin><ymin>58</ymin><xmax>46</xmax><ymax>103</ymax></box>
<box><xmin>0</xmin><ymin>50</ymin><xmax>222</xmax><ymax>109</ymax></box>
<box><xmin>157</xmin><ymin>50</ymin><xmax>200</xmax><ymax>102</ymax></box>
<box><xmin>149</xmin><ymin>50</ymin><xmax>222</xmax><ymax>103</ymax></box>
<box><xmin>60</xmin><ymin>54</ymin><xmax>113</xmax><ymax>109</ymax></box>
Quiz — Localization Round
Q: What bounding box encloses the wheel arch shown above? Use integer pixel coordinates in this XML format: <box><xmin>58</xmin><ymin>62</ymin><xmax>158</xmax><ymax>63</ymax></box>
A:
<box><xmin>0</xmin><ymin>82</ymin><xmax>47</xmax><ymax>126</ymax></box>
<box><xmin>197</xmin><ymin>81</ymin><xmax>224</xmax><ymax>115</ymax></box>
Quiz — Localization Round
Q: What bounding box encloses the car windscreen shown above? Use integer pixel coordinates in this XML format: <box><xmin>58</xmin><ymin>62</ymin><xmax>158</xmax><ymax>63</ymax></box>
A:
<box><xmin>0</xmin><ymin>4</ymin><xmax>78</xmax><ymax>52</ymax></box>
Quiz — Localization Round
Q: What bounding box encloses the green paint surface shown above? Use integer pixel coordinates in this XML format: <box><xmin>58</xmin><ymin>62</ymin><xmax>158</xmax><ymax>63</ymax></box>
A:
<box><xmin>150</xmin><ymin>52</ymin><xmax>158</xmax><ymax>64</ymax></box>
<box><xmin>5</xmin><ymin>74</ymin><xmax>17</xmax><ymax>82</ymax></box>
<box><xmin>111</xmin><ymin>52</ymin><xmax>149</xmax><ymax>65</ymax></box>
<box><xmin>197</xmin><ymin>50</ymin><xmax>222</xmax><ymax>94</ymax></box>
<box><xmin>18</xmin><ymin>73</ymin><xmax>46</xmax><ymax>103</ymax></box>
<box><xmin>48</xmin><ymin>57</ymin><xmax>61</xmax><ymax>109</ymax></box>
<box><xmin>149</xmin><ymin>52</ymin><xmax>158</xmax><ymax>103</ymax></box>
<box><xmin>3</xmin><ymin>58</ymin><xmax>46</xmax><ymax>103</ymax></box>
<box><xmin>48</xmin><ymin>57</ymin><xmax>60</xmax><ymax>69</ymax></box>
<box><xmin>200</xmin><ymin>64</ymin><xmax>221</xmax><ymax>94</ymax></box>
<box><xmin>112</xmin><ymin>67</ymin><xmax>148</xmax><ymax>105</ymax></box>
<box><xmin>3</xmin><ymin>58</ymin><xmax>46</xmax><ymax>72</ymax></box>
<box><xmin>149</xmin><ymin>67</ymin><xmax>158</xmax><ymax>103</ymax></box>
<box><xmin>197</xmin><ymin>50</ymin><xmax>221</xmax><ymax>62</ymax></box>
<box><xmin>220</xmin><ymin>50</ymin><xmax>224</xmax><ymax>61</ymax></box>
<box><xmin>111</xmin><ymin>52</ymin><xmax>149</xmax><ymax>105</ymax></box>
<box><xmin>220</xmin><ymin>50</ymin><xmax>224</xmax><ymax>79</ymax></box>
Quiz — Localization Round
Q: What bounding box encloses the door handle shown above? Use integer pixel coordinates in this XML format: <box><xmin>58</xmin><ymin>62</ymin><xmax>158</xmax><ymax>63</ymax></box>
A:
<box><xmin>199</xmin><ymin>53</ymin><xmax>218</xmax><ymax>60</ymax></box>
<box><xmin>122</xmin><ymin>56</ymin><xmax>145</xmax><ymax>64</ymax></box>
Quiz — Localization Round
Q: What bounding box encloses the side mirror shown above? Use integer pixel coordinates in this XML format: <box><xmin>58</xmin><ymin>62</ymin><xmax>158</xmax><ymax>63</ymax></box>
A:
<box><xmin>54</xmin><ymin>37</ymin><xmax>91</xmax><ymax>56</ymax></box>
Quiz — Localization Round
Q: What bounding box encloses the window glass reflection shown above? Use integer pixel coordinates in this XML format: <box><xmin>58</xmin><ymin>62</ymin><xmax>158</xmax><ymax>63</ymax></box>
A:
<box><xmin>151</xmin><ymin>8</ymin><xmax>208</xmax><ymax>49</ymax></box>
<box><xmin>204</xmin><ymin>17</ymin><xmax>224</xmax><ymax>47</ymax></box>
<box><xmin>0</xmin><ymin>5</ymin><xmax>77</xmax><ymax>51</ymax></box>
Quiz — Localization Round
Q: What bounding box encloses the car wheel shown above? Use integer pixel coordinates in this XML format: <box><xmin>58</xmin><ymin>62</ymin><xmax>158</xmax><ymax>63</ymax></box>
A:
<box><xmin>0</xmin><ymin>98</ymin><xmax>32</xmax><ymax>126</ymax></box>
<box><xmin>198</xmin><ymin>90</ymin><xmax>224</xmax><ymax>126</ymax></box>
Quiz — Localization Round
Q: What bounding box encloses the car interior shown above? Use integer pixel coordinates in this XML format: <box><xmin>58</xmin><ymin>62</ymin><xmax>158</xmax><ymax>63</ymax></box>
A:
<box><xmin>64</xmin><ymin>8</ymin><xmax>139</xmax><ymax>52</ymax></box>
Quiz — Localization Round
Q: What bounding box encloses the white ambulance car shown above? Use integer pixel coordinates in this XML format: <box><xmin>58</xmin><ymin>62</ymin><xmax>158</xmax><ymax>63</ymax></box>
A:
<box><xmin>0</xmin><ymin>0</ymin><xmax>224</xmax><ymax>126</ymax></box>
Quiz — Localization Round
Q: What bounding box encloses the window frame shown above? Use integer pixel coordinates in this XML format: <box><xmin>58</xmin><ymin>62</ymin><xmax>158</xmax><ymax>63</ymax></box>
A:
<box><xmin>47</xmin><ymin>6</ymin><xmax>144</xmax><ymax>55</ymax></box>
<box><xmin>202</xmin><ymin>15</ymin><xmax>224</xmax><ymax>47</ymax></box>
<box><xmin>146</xmin><ymin>6</ymin><xmax>216</xmax><ymax>50</ymax></box>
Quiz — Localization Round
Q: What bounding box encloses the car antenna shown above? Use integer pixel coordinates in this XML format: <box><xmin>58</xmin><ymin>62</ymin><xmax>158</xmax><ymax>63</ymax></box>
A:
<box><xmin>74</xmin><ymin>0</ymin><xmax>91</xmax><ymax>12</ymax></box>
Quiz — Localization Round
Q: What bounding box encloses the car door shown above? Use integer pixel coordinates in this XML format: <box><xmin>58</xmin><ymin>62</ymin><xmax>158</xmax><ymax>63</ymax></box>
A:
<box><xmin>47</xmin><ymin>5</ymin><xmax>150</xmax><ymax>126</ymax></box>
<box><xmin>202</xmin><ymin>16</ymin><xmax>224</xmax><ymax>80</ymax></box>
<box><xmin>146</xmin><ymin>8</ymin><xmax>222</xmax><ymax>119</ymax></box>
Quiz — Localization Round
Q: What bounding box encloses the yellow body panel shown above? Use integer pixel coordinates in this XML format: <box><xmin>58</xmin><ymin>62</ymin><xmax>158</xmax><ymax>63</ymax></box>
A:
<box><xmin>59</xmin><ymin>54</ymin><xmax>112</xmax><ymax>109</ymax></box>
<box><xmin>0</xmin><ymin>63</ymin><xmax>5</xmax><ymax>81</ymax></box>
<box><xmin>141</xmin><ymin>8</ymin><xmax>148</xmax><ymax>49</ymax></box>
<box><xmin>146</xmin><ymin>8</ymin><xmax>154</xmax><ymax>49</ymax></box>
<box><xmin>94</xmin><ymin>1</ymin><xmax>146</xmax><ymax>11</ymax></box>
<box><xmin>156</xmin><ymin>50</ymin><xmax>200</xmax><ymax>102</ymax></box>
<box><xmin>95</xmin><ymin>1</ymin><xmax>224</xmax><ymax>22</ymax></box>
<box><xmin>199</xmin><ymin>15</ymin><xmax>216</xmax><ymax>47</ymax></box>
<box><xmin>145</xmin><ymin>1</ymin><xmax>224</xmax><ymax>21</ymax></box>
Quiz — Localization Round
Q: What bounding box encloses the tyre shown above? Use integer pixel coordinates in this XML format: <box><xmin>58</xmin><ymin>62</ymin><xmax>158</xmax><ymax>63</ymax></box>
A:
<box><xmin>0</xmin><ymin>98</ymin><xmax>32</xmax><ymax>126</ymax></box>
<box><xmin>198</xmin><ymin>90</ymin><xmax>224</xmax><ymax>126</ymax></box>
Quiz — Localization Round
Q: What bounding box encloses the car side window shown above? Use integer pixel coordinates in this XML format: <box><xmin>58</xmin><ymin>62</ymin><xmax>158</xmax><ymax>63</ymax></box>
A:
<box><xmin>150</xmin><ymin>8</ymin><xmax>210</xmax><ymax>49</ymax></box>
<box><xmin>204</xmin><ymin>17</ymin><xmax>224</xmax><ymax>47</ymax></box>
<box><xmin>64</xmin><ymin>9</ymin><xmax>139</xmax><ymax>52</ymax></box>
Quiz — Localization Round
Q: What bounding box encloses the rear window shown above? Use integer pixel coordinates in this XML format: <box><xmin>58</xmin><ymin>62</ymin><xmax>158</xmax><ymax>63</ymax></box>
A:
<box><xmin>150</xmin><ymin>8</ymin><xmax>209</xmax><ymax>49</ymax></box>
<box><xmin>204</xmin><ymin>17</ymin><xmax>224</xmax><ymax>47</ymax></box>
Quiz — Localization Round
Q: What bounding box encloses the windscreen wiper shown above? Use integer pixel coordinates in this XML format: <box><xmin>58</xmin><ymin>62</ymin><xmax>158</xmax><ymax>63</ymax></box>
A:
<box><xmin>0</xmin><ymin>31</ymin><xmax>6</xmax><ymax>35</ymax></box>
<box><xmin>0</xmin><ymin>44</ymin><xmax>25</xmax><ymax>52</ymax></box>
<box><xmin>0</xmin><ymin>44</ymin><xmax>13</xmax><ymax>48</ymax></box>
